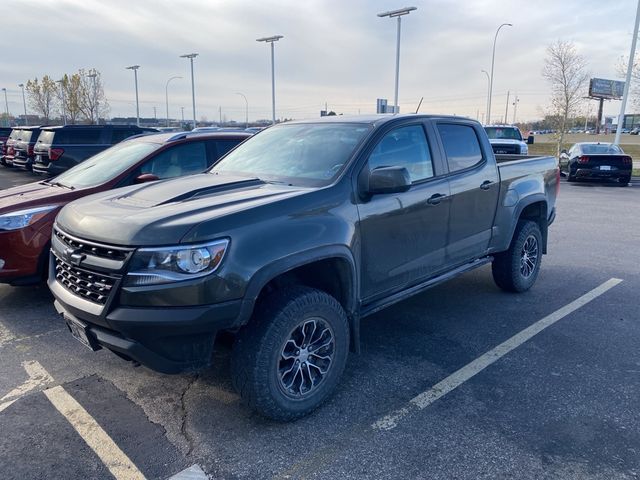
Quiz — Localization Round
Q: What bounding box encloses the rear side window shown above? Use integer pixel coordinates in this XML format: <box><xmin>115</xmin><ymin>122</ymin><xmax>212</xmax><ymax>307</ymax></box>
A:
<box><xmin>437</xmin><ymin>124</ymin><xmax>483</xmax><ymax>172</ymax></box>
<box><xmin>63</xmin><ymin>129</ymin><xmax>103</xmax><ymax>145</ymax></box>
<box><xmin>140</xmin><ymin>141</ymin><xmax>208</xmax><ymax>179</ymax></box>
<box><xmin>211</xmin><ymin>139</ymin><xmax>242</xmax><ymax>160</ymax></box>
<box><xmin>111</xmin><ymin>128</ymin><xmax>140</xmax><ymax>144</ymax></box>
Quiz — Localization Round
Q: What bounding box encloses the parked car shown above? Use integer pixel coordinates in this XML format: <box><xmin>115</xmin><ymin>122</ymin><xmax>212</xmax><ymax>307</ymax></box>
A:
<box><xmin>32</xmin><ymin>125</ymin><xmax>158</xmax><ymax>176</ymax></box>
<box><xmin>12</xmin><ymin>126</ymin><xmax>46</xmax><ymax>171</ymax></box>
<box><xmin>0</xmin><ymin>131</ymin><xmax>251</xmax><ymax>285</ymax></box>
<box><xmin>48</xmin><ymin>114</ymin><xmax>559</xmax><ymax>420</ymax></box>
<box><xmin>484</xmin><ymin>125</ymin><xmax>532</xmax><ymax>155</ymax></box>
<box><xmin>630</xmin><ymin>127</ymin><xmax>640</xmax><ymax>135</ymax></box>
<box><xmin>2</xmin><ymin>128</ymin><xmax>27</xmax><ymax>167</ymax></box>
<box><xmin>559</xmin><ymin>142</ymin><xmax>632</xmax><ymax>185</ymax></box>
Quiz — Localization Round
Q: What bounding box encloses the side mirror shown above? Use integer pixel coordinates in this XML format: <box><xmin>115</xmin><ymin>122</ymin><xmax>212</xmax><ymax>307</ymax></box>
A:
<box><xmin>367</xmin><ymin>166</ymin><xmax>411</xmax><ymax>195</ymax></box>
<box><xmin>134</xmin><ymin>173</ymin><xmax>160</xmax><ymax>184</ymax></box>
<box><xmin>527</xmin><ymin>135</ymin><xmax>534</xmax><ymax>145</ymax></box>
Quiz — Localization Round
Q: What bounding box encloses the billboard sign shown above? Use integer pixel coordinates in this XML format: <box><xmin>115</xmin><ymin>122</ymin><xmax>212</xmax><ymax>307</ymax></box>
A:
<box><xmin>589</xmin><ymin>78</ymin><xmax>625</xmax><ymax>99</ymax></box>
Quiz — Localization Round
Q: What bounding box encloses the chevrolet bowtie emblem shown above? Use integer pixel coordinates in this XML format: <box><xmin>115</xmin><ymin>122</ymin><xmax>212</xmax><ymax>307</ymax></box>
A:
<box><xmin>64</xmin><ymin>247</ymin><xmax>86</xmax><ymax>267</ymax></box>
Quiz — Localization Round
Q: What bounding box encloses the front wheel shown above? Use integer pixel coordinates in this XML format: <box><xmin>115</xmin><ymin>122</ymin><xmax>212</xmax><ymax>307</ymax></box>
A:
<box><xmin>492</xmin><ymin>220</ymin><xmax>543</xmax><ymax>293</ymax></box>
<box><xmin>231</xmin><ymin>286</ymin><xmax>350</xmax><ymax>421</ymax></box>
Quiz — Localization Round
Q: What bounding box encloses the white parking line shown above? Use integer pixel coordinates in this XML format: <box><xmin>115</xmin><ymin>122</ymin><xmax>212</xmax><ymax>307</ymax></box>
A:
<box><xmin>0</xmin><ymin>360</ymin><xmax>54</xmax><ymax>412</ymax></box>
<box><xmin>372</xmin><ymin>277</ymin><xmax>623</xmax><ymax>431</ymax></box>
<box><xmin>44</xmin><ymin>385</ymin><xmax>147</xmax><ymax>480</ymax></box>
<box><xmin>0</xmin><ymin>321</ymin><xmax>16</xmax><ymax>347</ymax></box>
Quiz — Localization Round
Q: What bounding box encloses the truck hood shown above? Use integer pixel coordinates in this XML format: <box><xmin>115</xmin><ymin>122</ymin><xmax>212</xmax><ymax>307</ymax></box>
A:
<box><xmin>0</xmin><ymin>181</ymin><xmax>74</xmax><ymax>214</ymax></box>
<box><xmin>489</xmin><ymin>138</ymin><xmax>525</xmax><ymax>145</ymax></box>
<box><xmin>56</xmin><ymin>173</ymin><xmax>309</xmax><ymax>246</ymax></box>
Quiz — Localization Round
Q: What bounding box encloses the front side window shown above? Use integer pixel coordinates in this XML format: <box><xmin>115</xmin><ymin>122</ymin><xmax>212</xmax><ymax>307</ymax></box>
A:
<box><xmin>368</xmin><ymin>125</ymin><xmax>434</xmax><ymax>182</ymax></box>
<box><xmin>437</xmin><ymin>124</ymin><xmax>484</xmax><ymax>172</ymax></box>
<box><xmin>140</xmin><ymin>141</ymin><xmax>208</xmax><ymax>179</ymax></box>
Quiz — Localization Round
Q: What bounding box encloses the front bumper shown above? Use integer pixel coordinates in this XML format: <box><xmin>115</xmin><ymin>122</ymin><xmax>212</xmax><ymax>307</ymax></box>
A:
<box><xmin>0</xmin><ymin>227</ymin><xmax>50</xmax><ymax>285</ymax></box>
<box><xmin>49</xmin><ymin>269</ymin><xmax>243</xmax><ymax>374</ymax></box>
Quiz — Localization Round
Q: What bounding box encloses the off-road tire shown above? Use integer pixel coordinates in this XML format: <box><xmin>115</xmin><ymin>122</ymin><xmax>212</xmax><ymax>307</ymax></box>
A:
<box><xmin>231</xmin><ymin>286</ymin><xmax>349</xmax><ymax>421</ymax></box>
<box><xmin>492</xmin><ymin>220</ymin><xmax>543</xmax><ymax>293</ymax></box>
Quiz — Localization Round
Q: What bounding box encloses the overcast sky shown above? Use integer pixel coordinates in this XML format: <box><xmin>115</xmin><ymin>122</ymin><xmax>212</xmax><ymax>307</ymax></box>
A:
<box><xmin>1</xmin><ymin>0</ymin><xmax>637</xmax><ymax>123</ymax></box>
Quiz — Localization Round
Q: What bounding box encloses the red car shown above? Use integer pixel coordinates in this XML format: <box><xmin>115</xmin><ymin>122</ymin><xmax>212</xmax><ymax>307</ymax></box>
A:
<box><xmin>0</xmin><ymin>131</ymin><xmax>251</xmax><ymax>285</ymax></box>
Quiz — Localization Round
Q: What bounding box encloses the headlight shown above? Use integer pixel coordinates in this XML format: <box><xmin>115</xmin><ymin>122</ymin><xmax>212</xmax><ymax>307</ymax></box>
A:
<box><xmin>0</xmin><ymin>205</ymin><xmax>57</xmax><ymax>231</ymax></box>
<box><xmin>124</xmin><ymin>239</ymin><xmax>229</xmax><ymax>286</ymax></box>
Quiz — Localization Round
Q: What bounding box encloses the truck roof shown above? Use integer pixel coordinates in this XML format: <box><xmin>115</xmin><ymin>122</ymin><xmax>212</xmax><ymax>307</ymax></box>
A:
<box><xmin>287</xmin><ymin>114</ymin><xmax>473</xmax><ymax>127</ymax></box>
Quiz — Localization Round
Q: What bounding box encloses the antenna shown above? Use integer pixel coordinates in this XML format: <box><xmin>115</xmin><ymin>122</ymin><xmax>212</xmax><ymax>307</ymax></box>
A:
<box><xmin>415</xmin><ymin>97</ymin><xmax>424</xmax><ymax>114</ymax></box>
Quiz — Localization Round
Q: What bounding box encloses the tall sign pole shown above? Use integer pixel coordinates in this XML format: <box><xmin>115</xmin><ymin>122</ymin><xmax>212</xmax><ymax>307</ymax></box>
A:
<box><xmin>615</xmin><ymin>0</ymin><xmax>640</xmax><ymax>145</ymax></box>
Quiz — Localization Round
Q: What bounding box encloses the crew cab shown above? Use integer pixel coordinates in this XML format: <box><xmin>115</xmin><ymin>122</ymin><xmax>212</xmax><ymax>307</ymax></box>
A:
<box><xmin>49</xmin><ymin>114</ymin><xmax>559</xmax><ymax>421</ymax></box>
<box><xmin>484</xmin><ymin>125</ymin><xmax>532</xmax><ymax>155</ymax></box>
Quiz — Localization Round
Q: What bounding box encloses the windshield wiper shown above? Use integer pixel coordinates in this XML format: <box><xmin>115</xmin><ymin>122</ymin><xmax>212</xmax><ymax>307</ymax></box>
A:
<box><xmin>44</xmin><ymin>180</ymin><xmax>75</xmax><ymax>190</ymax></box>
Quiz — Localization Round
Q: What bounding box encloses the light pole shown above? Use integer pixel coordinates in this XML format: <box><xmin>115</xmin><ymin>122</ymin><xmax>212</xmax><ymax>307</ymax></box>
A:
<box><xmin>86</xmin><ymin>69</ymin><xmax>98</xmax><ymax>124</ymax></box>
<box><xmin>377</xmin><ymin>7</ymin><xmax>417</xmax><ymax>113</ymax></box>
<box><xmin>236</xmin><ymin>92</ymin><xmax>248</xmax><ymax>128</ymax></box>
<box><xmin>126</xmin><ymin>65</ymin><xmax>140</xmax><ymax>126</ymax></box>
<box><xmin>481</xmin><ymin>69</ymin><xmax>490</xmax><ymax>124</ymax></box>
<box><xmin>56</xmin><ymin>79</ymin><xmax>67</xmax><ymax>125</ymax></box>
<box><xmin>487</xmin><ymin>23</ymin><xmax>512</xmax><ymax>126</ymax></box>
<box><xmin>256</xmin><ymin>35</ymin><xmax>283</xmax><ymax>124</ymax></box>
<box><xmin>165</xmin><ymin>76</ymin><xmax>182</xmax><ymax>127</ymax></box>
<box><xmin>180</xmin><ymin>53</ymin><xmax>198</xmax><ymax>129</ymax></box>
<box><xmin>512</xmin><ymin>94</ymin><xmax>519</xmax><ymax>124</ymax></box>
<box><xmin>1</xmin><ymin>88</ymin><xmax>8</xmax><ymax>127</ymax></box>
<box><xmin>614</xmin><ymin>0</ymin><xmax>640</xmax><ymax>145</ymax></box>
<box><xmin>18</xmin><ymin>83</ymin><xmax>27</xmax><ymax>125</ymax></box>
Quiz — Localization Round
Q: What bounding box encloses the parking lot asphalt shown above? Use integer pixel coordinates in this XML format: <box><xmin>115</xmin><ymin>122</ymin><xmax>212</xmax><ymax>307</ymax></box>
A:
<box><xmin>1</xmin><ymin>167</ymin><xmax>639</xmax><ymax>480</ymax></box>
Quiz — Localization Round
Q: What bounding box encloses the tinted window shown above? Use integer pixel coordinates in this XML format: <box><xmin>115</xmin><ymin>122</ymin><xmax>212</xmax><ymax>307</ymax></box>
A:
<box><xmin>580</xmin><ymin>144</ymin><xmax>623</xmax><ymax>154</ymax></box>
<box><xmin>212</xmin><ymin>139</ymin><xmax>242</xmax><ymax>159</ymax></box>
<box><xmin>368</xmin><ymin>125</ymin><xmax>434</xmax><ymax>182</ymax></box>
<box><xmin>53</xmin><ymin>141</ymin><xmax>159</xmax><ymax>188</ymax></box>
<box><xmin>437</xmin><ymin>124</ymin><xmax>483</xmax><ymax>172</ymax></box>
<box><xmin>111</xmin><ymin>128</ymin><xmax>139</xmax><ymax>144</ymax></box>
<box><xmin>63</xmin><ymin>129</ymin><xmax>103</xmax><ymax>145</ymax></box>
<box><xmin>140</xmin><ymin>142</ymin><xmax>208</xmax><ymax>179</ymax></box>
<box><xmin>211</xmin><ymin>124</ymin><xmax>371</xmax><ymax>186</ymax></box>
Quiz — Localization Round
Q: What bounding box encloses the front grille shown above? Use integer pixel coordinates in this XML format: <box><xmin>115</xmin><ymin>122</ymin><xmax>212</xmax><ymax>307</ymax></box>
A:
<box><xmin>54</xmin><ymin>255</ymin><xmax>118</xmax><ymax>305</ymax></box>
<box><xmin>54</xmin><ymin>228</ymin><xmax>130</xmax><ymax>261</ymax></box>
<box><xmin>492</xmin><ymin>144</ymin><xmax>519</xmax><ymax>154</ymax></box>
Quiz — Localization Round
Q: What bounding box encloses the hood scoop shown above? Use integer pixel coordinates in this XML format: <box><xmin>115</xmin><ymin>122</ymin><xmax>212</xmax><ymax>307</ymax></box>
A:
<box><xmin>167</xmin><ymin>177</ymin><xmax>264</xmax><ymax>205</ymax></box>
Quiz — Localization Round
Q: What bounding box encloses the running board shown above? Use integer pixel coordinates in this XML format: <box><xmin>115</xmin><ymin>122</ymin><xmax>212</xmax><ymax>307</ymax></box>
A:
<box><xmin>361</xmin><ymin>257</ymin><xmax>493</xmax><ymax>318</ymax></box>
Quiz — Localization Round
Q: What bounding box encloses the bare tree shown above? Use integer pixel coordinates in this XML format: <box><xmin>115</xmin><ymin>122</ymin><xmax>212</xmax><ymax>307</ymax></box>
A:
<box><xmin>25</xmin><ymin>75</ymin><xmax>58</xmax><ymax>123</ymax></box>
<box><xmin>77</xmin><ymin>69</ymin><xmax>109</xmax><ymax>124</ymax></box>
<box><xmin>58</xmin><ymin>73</ymin><xmax>84</xmax><ymax>124</ymax></box>
<box><xmin>617</xmin><ymin>55</ymin><xmax>640</xmax><ymax>109</ymax></box>
<box><xmin>542</xmin><ymin>40</ymin><xmax>589</xmax><ymax>155</ymax></box>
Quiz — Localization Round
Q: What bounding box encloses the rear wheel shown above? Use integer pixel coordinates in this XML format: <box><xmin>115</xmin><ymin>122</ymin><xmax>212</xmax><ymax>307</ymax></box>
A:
<box><xmin>618</xmin><ymin>176</ymin><xmax>631</xmax><ymax>187</ymax></box>
<box><xmin>492</xmin><ymin>220</ymin><xmax>543</xmax><ymax>293</ymax></box>
<box><xmin>231</xmin><ymin>286</ymin><xmax>349</xmax><ymax>421</ymax></box>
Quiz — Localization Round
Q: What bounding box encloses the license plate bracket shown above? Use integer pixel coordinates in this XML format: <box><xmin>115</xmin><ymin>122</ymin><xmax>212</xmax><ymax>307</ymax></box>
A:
<box><xmin>600</xmin><ymin>165</ymin><xmax>611</xmax><ymax>171</ymax></box>
<box><xmin>64</xmin><ymin>315</ymin><xmax>100</xmax><ymax>351</ymax></box>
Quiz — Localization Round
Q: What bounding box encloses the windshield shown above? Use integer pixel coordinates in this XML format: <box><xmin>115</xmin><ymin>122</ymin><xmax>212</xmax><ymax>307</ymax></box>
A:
<box><xmin>210</xmin><ymin>123</ymin><xmax>371</xmax><ymax>186</ymax></box>
<box><xmin>53</xmin><ymin>141</ymin><xmax>159</xmax><ymax>188</ymax></box>
<box><xmin>484</xmin><ymin>127</ymin><xmax>522</xmax><ymax>141</ymax></box>
<box><xmin>581</xmin><ymin>144</ymin><xmax>623</xmax><ymax>154</ymax></box>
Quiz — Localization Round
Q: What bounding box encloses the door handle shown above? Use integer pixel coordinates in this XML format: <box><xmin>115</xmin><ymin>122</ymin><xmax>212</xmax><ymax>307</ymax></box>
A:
<box><xmin>427</xmin><ymin>193</ymin><xmax>447</xmax><ymax>205</ymax></box>
<box><xmin>480</xmin><ymin>180</ymin><xmax>494</xmax><ymax>190</ymax></box>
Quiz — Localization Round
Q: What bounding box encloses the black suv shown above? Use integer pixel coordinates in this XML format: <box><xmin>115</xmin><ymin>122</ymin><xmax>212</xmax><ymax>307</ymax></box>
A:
<box><xmin>12</xmin><ymin>126</ymin><xmax>46</xmax><ymax>171</ymax></box>
<box><xmin>32</xmin><ymin>125</ymin><xmax>157</xmax><ymax>176</ymax></box>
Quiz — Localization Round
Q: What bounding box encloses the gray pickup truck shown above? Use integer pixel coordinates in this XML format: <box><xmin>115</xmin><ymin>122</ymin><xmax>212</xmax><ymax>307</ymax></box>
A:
<box><xmin>49</xmin><ymin>114</ymin><xmax>559</xmax><ymax>420</ymax></box>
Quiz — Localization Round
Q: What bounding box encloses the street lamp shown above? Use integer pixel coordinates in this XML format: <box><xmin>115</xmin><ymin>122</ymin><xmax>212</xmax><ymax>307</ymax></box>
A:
<box><xmin>481</xmin><ymin>70</ymin><xmax>490</xmax><ymax>125</ymax></box>
<box><xmin>1</xmin><ymin>88</ymin><xmax>8</xmax><ymax>127</ymax></box>
<box><xmin>487</xmin><ymin>23</ymin><xmax>512</xmax><ymax>125</ymax></box>
<box><xmin>126</xmin><ymin>65</ymin><xmax>140</xmax><ymax>126</ymax></box>
<box><xmin>236</xmin><ymin>92</ymin><xmax>248</xmax><ymax>128</ymax></box>
<box><xmin>165</xmin><ymin>76</ymin><xmax>182</xmax><ymax>127</ymax></box>
<box><xmin>377</xmin><ymin>6</ymin><xmax>417</xmax><ymax>113</ymax></box>
<box><xmin>18</xmin><ymin>84</ymin><xmax>27</xmax><ymax>125</ymax></box>
<box><xmin>256</xmin><ymin>35</ymin><xmax>283</xmax><ymax>125</ymax></box>
<box><xmin>180</xmin><ymin>53</ymin><xmax>199</xmax><ymax>129</ymax></box>
<box><xmin>85</xmin><ymin>69</ymin><xmax>98</xmax><ymax>124</ymax></box>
